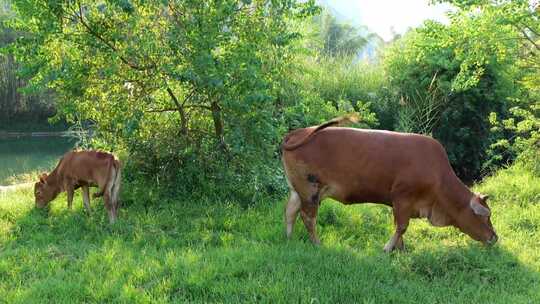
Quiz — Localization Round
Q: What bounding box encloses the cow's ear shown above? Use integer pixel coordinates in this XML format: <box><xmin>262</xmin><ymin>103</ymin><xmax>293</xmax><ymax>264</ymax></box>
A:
<box><xmin>479</xmin><ymin>194</ymin><xmax>490</xmax><ymax>202</ymax></box>
<box><xmin>470</xmin><ymin>199</ymin><xmax>491</xmax><ymax>217</ymax></box>
<box><xmin>39</xmin><ymin>173</ymin><xmax>48</xmax><ymax>184</ymax></box>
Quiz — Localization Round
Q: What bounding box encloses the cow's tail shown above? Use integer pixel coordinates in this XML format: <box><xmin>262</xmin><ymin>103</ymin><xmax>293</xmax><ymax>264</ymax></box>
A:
<box><xmin>111</xmin><ymin>159</ymin><xmax>121</xmax><ymax>208</ymax></box>
<box><xmin>93</xmin><ymin>157</ymin><xmax>121</xmax><ymax>203</ymax></box>
<box><xmin>281</xmin><ymin>114</ymin><xmax>359</xmax><ymax>151</ymax></box>
<box><xmin>103</xmin><ymin>158</ymin><xmax>121</xmax><ymax>223</ymax></box>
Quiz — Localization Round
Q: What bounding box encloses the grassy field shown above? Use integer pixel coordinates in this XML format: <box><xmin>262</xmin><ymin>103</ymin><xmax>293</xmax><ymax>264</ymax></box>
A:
<box><xmin>0</xmin><ymin>137</ymin><xmax>75</xmax><ymax>185</ymax></box>
<box><xmin>0</xmin><ymin>165</ymin><xmax>539</xmax><ymax>303</ymax></box>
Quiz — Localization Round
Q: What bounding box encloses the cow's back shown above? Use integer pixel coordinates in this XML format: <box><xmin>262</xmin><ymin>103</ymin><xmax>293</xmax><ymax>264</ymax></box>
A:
<box><xmin>282</xmin><ymin>127</ymin><xmax>453</xmax><ymax>204</ymax></box>
<box><xmin>58</xmin><ymin>150</ymin><xmax>114</xmax><ymax>183</ymax></box>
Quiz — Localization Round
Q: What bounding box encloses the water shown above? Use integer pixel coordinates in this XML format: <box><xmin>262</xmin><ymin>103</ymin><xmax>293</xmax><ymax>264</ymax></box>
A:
<box><xmin>0</xmin><ymin>136</ymin><xmax>76</xmax><ymax>185</ymax></box>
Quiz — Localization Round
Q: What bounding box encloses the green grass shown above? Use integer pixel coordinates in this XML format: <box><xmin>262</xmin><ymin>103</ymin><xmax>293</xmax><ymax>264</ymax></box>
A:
<box><xmin>0</xmin><ymin>137</ymin><xmax>75</xmax><ymax>185</ymax></box>
<box><xmin>0</xmin><ymin>165</ymin><xmax>539</xmax><ymax>303</ymax></box>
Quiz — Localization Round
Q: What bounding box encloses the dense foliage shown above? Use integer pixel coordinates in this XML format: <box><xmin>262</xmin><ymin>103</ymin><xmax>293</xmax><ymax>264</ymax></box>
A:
<box><xmin>381</xmin><ymin>0</ymin><xmax>539</xmax><ymax>181</ymax></box>
<box><xmin>0</xmin><ymin>1</ymin><xmax>56</xmax><ymax>126</ymax></box>
<box><xmin>429</xmin><ymin>0</ymin><xmax>539</xmax><ymax>176</ymax></box>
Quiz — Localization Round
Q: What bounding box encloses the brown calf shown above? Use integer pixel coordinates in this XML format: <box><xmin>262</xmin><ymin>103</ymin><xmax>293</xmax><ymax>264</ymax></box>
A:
<box><xmin>34</xmin><ymin>150</ymin><xmax>121</xmax><ymax>223</ymax></box>
<box><xmin>281</xmin><ymin>117</ymin><xmax>497</xmax><ymax>252</ymax></box>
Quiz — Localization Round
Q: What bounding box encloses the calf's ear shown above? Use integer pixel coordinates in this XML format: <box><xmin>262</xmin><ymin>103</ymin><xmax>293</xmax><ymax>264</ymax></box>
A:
<box><xmin>470</xmin><ymin>200</ymin><xmax>491</xmax><ymax>217</ymax></box>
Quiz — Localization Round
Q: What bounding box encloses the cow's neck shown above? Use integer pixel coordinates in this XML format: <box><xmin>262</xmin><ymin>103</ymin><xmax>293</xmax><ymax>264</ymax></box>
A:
<box><xmin>45</xmin><ymin>167</ymin><xmax>63</xmax><ymax>193</ymax></box>
<box><xmin>440</xmin><ymin>172</ymin><xmax>473</xmax><ymax>216</ymax></box>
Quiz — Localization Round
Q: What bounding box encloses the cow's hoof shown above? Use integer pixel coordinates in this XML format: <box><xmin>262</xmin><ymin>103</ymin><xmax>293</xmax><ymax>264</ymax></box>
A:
<box><xmin>285</xmin><ymin>231</ymin><xmax>293</xmax><ymax>240</ymax></box>
<box><xmin>383</xmin><ymin>244</ymin><xmax>404</xmax><ymax>253</ymax></box>
<box><xmin>311</xmin><ymin>239</ymin><xmax>321</xmax><ymax>246</ymax></box>
<box><xmin>383</xmin><ymin>241</ymin><xmax>396</xmax><ymax>253</ymax></box>
<box><xmin>396</xmin><ymin>239</ymin><xmax>405</xmax><ymax>251</ymax></box>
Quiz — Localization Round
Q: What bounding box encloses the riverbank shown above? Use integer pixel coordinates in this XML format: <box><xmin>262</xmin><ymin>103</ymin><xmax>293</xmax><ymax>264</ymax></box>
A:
<box><xmin>0</xmin><ymin>130</ymin><xmax>85</xmax><ymax>139</ymax></box>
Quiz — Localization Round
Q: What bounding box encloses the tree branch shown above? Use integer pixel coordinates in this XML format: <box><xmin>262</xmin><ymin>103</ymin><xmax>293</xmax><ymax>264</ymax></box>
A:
<box><xmin>520</xmin><ymin>29</ymin><xmax>540</xmax><ymax>52</ymax></box>
<box><xmin>185</xmin><ymin>104</ymin><xmax>211</xmax><ymax>110</ymax></box>
<box><xmin>75</xmin><ymin>1</ymin><xmax>155</xmax><ymax>71</ymax></box>
<box><xmin>145</xmin><ymin>108</ymin><xmax>178</xmax><ymax>113</ymax></box>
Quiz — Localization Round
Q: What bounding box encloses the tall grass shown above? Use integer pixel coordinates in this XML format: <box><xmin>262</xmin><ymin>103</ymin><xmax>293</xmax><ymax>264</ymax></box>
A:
<box><xmin>298</xmin><ymin>56</ymin><xmax>387</xmax><ymax>118</ymax></box>
<box><xmin>394</xmin><ymin>76</ymin><xmax>448</xmax><ymax>135</ymax></box>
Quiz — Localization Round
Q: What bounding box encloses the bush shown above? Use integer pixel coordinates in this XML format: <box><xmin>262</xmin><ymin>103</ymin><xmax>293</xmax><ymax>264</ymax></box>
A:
<box><xmin>382</xmin><ymin>20</ymin><xmax>521</xmax><ymax>181</ymax></box>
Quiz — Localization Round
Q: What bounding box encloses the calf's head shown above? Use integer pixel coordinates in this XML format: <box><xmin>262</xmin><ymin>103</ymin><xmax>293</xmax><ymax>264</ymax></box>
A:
<box><xmin>456</xmin><ymin>193</ymin><xmax>498</xmax><ymax>246</ymax></box>
<box><xmin>34</xmin><ymin>173</ymin><xmax>59</xmax><ymax>208</ymax></box>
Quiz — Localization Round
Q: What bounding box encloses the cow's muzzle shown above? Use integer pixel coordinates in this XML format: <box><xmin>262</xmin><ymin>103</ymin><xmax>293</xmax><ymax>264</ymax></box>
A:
<box><xmin>486</xmin><ymin>234</ymin><xmax>498</xmax><ymax>246</ymax></box>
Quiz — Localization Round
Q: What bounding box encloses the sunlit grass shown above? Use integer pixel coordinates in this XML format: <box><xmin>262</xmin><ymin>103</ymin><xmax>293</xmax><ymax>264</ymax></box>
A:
<box><xmin>0</xmin><ymin>165</ymin><xmax>539</xmax><ymax>303</ymax></box>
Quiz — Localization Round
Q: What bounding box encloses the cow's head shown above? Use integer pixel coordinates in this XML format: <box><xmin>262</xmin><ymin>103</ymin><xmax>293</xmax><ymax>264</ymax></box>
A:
<box><xmin>34</xmin><ymin>173</ymin><xmax>58</xmax><ymax>208</ymax></box>
<box><xmin>456</xmin><ymin>193</ymin><xmax>498</xmax><ymax>246</ymax></box>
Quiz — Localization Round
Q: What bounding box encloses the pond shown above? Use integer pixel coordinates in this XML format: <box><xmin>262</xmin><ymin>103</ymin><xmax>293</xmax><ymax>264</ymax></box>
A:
<box><xmin>0</xmin><ymin>136</ymin><xmax>76</xmax><ymax>185</ymax></box>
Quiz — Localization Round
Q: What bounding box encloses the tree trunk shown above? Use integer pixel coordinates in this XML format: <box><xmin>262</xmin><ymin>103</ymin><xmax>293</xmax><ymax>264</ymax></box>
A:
<box><xmin>166</xmin><ymin>87</ymin><xmax>188</xmax><ymax>136</ymax></box>
<box><xmin>211</xmin><ymin>101</ymin><xmax>227</xmax><ymax>152</ymax></box>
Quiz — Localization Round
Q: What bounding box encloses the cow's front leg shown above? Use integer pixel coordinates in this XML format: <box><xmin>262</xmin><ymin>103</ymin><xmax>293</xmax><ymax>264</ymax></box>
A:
<box><xmin>384</xmin><ymin>203</ymin><xmax>410</xmax><ymax>252</ymax></box>
<box><xmin>300</xmin><ymin>204</ymin><xmax>320</xmax><ymax>245</ymax></box>
<box><xmin>81</xmin><ymin>185</ymin><xmax>91</xmax><ymax>214</ymax></box>
<box><xmin>285</xmin><ymin>191</ymin><xmax>302</xmax><ymax>239</ymax></box>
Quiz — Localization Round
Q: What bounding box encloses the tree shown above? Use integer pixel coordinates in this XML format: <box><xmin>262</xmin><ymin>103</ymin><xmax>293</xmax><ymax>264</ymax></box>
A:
<box><xmin>8</xmin><ymin>0</ymin><xmax>319</xmax><ymax>198</ymax></box>
<box><xmin>433</xmin><ymin>0</ymin><xmax>540</xmax><ymax>174</ymax></box>
<box><xmin>0</xmin><ymin>1</ymin><xmax>56</xmax><ymax>126</ymax></box>
<box><xmin>309</xmin><ymin>10</ymin><xmax>375</xmax><ymax>57</ymax></box>
<box><xmin>383</xmin><ymin>8</ymin><xmax>523</xmax><ymax>180</ymax></box>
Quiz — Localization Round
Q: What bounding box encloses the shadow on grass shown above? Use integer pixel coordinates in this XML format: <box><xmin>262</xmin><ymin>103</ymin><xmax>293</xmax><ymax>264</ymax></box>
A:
<box><xmin>1</xmin><ymin>194</ymin><xmax>539</xmax><ymax>303</ymax></box>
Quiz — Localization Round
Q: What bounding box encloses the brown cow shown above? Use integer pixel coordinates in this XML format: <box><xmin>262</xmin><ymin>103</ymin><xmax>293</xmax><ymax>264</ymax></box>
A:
<box><xmin>281</xmin><ymin>117</ymin><xmax>497</xmax><ymax>252</ymax></box>
<box><xmin>34</xmin><ymin>150</ymin><xmax>121</xmax><ymax>223</ymax></box>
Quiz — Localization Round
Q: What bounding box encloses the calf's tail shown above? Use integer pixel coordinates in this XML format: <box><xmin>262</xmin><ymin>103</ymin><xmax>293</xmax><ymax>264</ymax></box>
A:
<box><xmin>93</xmin><ymin>157</ymin><xmax>120</xmax><ymax>199</ymax></box>
<box><xmin>104</xmin><ymin>158</ymin><xmax>121</xmax><ymax>223</ymax></box>
<box><xmin>111</xmin><ymin>159</ymin><xmax>121</xmax><ymax>208</ymax></box>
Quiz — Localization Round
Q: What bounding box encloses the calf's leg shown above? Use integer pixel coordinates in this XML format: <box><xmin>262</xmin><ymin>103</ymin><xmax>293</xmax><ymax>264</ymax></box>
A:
<box><xmin>103</xmin><ymin>192</ymin><xmax>116</xmax><ymax>224</ymax></box>
<box><xmin>285</xmin><ymin>190</ymin><xmax>302</xmax><ymax>239</ymax></box>
<box><xmin>81</xmin><ymin>185</ymin><xmax>91</xmax><ymax>214</ymax></box>
<box><xmin>65</xmin><ymin>182</ymin><xmax>74</xmax><ymax>210</ymax></box>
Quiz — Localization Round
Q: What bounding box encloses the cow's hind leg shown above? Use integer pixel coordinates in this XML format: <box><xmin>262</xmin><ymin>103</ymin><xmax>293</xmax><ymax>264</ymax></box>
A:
<box><xmin>384</xmin><ymin>202</ymin><xmax>411</xmax><ymax>253</ymax></box>
<box><xmin>285</xmin><ymin>190</ymin><xmax>302</xmax><ymax>239</ymax></box>
<box><xmin>105</xmin><ymin>172</ymin><xmax>117</xmax><ymax>224</ymax></box>
<box><xmin>81</xmin><ymin>185</ymin><xmax>91</xmax><ymax>214</ymax></box>
<box><xmin>300</xmin><ymin>203</ymin><xmax>320</xmax><ymax>245</ymax></box>
<box><xmin>99</xmin><ymin>166</ymin><xmax>117</xmax><ymax>224</ymax></box>
<box><xmin>110</xmin><ymin>165</ymin><xmax>121</xmax><ymax>219</ymax></box>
